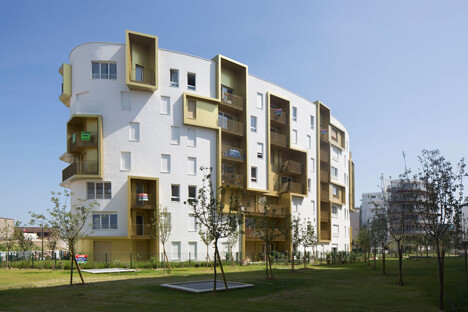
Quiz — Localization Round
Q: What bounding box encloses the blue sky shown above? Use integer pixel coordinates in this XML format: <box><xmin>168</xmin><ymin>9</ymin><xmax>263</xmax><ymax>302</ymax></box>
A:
<box><xmin>1</xmin><ymin>0</ymin><xmax>467</xmax><ymax>223</ymax></box>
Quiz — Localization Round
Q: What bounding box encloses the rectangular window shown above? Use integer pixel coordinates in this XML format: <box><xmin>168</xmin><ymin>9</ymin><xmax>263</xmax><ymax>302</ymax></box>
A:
<box><xmin>187</xmin><ymin>100</ymin><xmax>196</xmax><ymax>119</ymax></box>
<box><xmin>344</xmin><ymin>173</ymin><xmax>348</xmax><ymax>186</ymax></box>
<box><xmin>331</xmin><ymin>128</ymin><xmax>338</xmax><ymax>141</ymax></box>
<box><xmin>310</xmin><ymin>115</ymin><xmax>315</xmax><ymax>129</ymax></box>
<box><xmin>129</xmin><ymin>122</ymin><xmax>140</xmax><ymax>141</ymax></box>
<box><xmin>170</xmin><ymin>69</ymin><xmax>179</xmax><ymax>87</ymax></box>
<box><xmin>307</xmin><ymin>135</ymin><xmax>311</xmax><ymax>149</ymax></box>
<box><xmin>121</xmin><ymin>92</ymin><xmax>131</xmax><ymax>111</ymax></box>
<box><xmin>188</xmin><ymin>242</ymin><xmax>197</xmax><ymax>260</ymax></box>
<box><xmin>171</xmin><ymin>242</ymin><xmax>181</xmax><ymax>261</ymax></box>
<box><xmin>331</xmin><ymin>167</ymin><xmax>338</xmax><ymax>179</ymax></box>
<box><xmin>120</xmin><ymin>152</ymin><xmax>131</xmax><ymax>171</ymax></box>
<box><xmin>256</xmin><ymin>92</ymin><xmax>263</xmax><ymax>109</ymax></box>
<box><xmin>251</xmin><ymin>116</ymin><xmax>257</xmax><ymax>132</ymax></box>
<box><xmin>308</xmin><ymin>178</ymin><xmax>311</xmax><ymax>193</ymax></box>
<box><xmin>171</xmin><ymin>185</ymin><xmax>180</xmax><ymax>202</ymax></box>
<box><xmin>188</xmin><ymin>185</ymin><xmax>197</xmax><ymax>199</ymax></box>
<box><xmin>187</xmin><ymin>157</ymin><xmax>196</xmax><ymax>175</ymax></box>
<box><xmin>332</xmin><ymin>147</ymin><xmax>340</xmax><ymax>161</ymax></box>
<box><xmin>310</xmin><ymin>158</ymin><xmax>315</xmax><ymax>172</ymax></box>
<box><xmin>257</xmin><ymin>143</ymin><xmax>263</xmax><ymax>159</ymax></box>
<box><xmin>292</xmin><ymin>106</ymin><xmax>297</xmax><ymax>121</ymax></box>
<box><xmin>91</xmin><ymin>61</ymin><xmax>117</xmax><ymax>79</ymax></box>
<box><xmin>187</xmin><ymin>128</ymin><xmax>196</xmax><ymax>147</ymax></box>
<box><xmin>311</xmin><ymin>200</ymin><xmax>315</xmax><ymax>215</ymax></box>
<box><xmin>161</xmin><ymin>96</ymin><xmax>170</xmax><ymax>115</ymax></box>
<box><xmin>188</xmin><ymin>214</ymin><xmax>197</xmax><ymax>232</ymax></box>
<box><xmin>251</xmin><ymin>167</ymin><xmax>257</xmax><ymax>182</ymax></box>
<box><xmin>332</xmin><ymin>204</ymin><xmax>339</xmax><ymax>215</ymax></box>
<box><xmin>333</xmin><ymin>225</ymin><xmax>339</xmax><ymax>237</ymax></box>
<box><xmin>92</xmin><ymin>213</ymin><xmax>117</xmax><ymax>230</ymax></box>
<box><xmin>87</xmin><ymin>182</ymin><xmax>112</xmax><ymax>199</ymax></box>
<box><xmin>161</xmin><ymin>154</ymin><xmax>171</xmax><ymax>173</ymax></box>
<box><xmin>171</xmin><ymin>126</ymin><xmax>180</xmax><ymax>145</ymax></box>
<box><xmin>292</xmin><ymin>129</ymin><xmax>298</xmax><ymax>144</ymax></box>
<box><xmin>187</xmin><ymin>72</ymin><xmax>196</xmax><ymax>90</ymax></box>
<box><xmin>333</xmin><ymin>186</ymin><xmax>339</xmax><ymax>197</ymax></box>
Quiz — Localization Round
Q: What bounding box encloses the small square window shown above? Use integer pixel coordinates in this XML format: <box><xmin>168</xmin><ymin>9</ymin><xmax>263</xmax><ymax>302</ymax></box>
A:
<box><xmin>292</xmin><ymin>106</ymin><xmax>297</xmax><ymax>121</ymax></box>
<box><xmin>170</xmin><ymin>69</ymin><xmax>179</xmax><ymax>87</ymax></box>
<box><xmin>251</xmin><ymin>167</ymin><xmax>257</xmax><ymax>182</ymax></box>
<box><xmin>120</xmin><ymin>152</ymin><xmax>131</xmax><ymax>171</ymax></box>
<box><xmin>256</xmin><ymin>93</ymin><xmax>263</xmax><ymax>110</ymax></box>
<box><xmin>331</xmin><ymin>167</ymin><xmax>338</xmax><ymax>179</ymax></box>
<box><xmin>251</xmin><ymin>116</ymin><xmax>257</xmax><ymax>132</ymax></box>
<box><xmin>307</xmin><ymin>135</ymin><xmax>311</xmax><ymax>149</ymax></box>
<box><xmin>292</xmin><ymin>129</ymin><xmax>298</xmax><ymax>144</ymax></box>
<box><xmin>171</xmin><ymin>185</ymin><xmax>180</xmax><ymax>202</ymax></box>
<box><xmin>187</xmin><ymin>72</ymin><xmax>196</xmax><ymax>90</ymax></box>
<box><xmin>188</xmin><ymin>185</ymin><xmax>197</xmax><ymax>199</ymax></box>
<box><xmin>187</xmin><ymin>100</ymin><xmax>196</xmax><ymax>119</ymax></box>
<box><xmin>308</xmin><ymin>178</ymin><xmax>311</xmax><ymax>193</ymax></box>
<box><xmin>310</xmin><ymin>115</ymin><xmax>315</xmax><ymax>129</ymax></box>
<box><xmin>257</xmin><ymin>143</ymin><xmax>263</xmax><ymax>159</ymax></box>
<box><xmin>161</xmin><ymin>96</ymin><xmax>170</xmax><ymax>115</ymax></box>
<box><xmin>171</xmin><ymin>126</ymin><xmax>180</xmax><ymax>145</ymax></box>
<box><xmin>129</xmin><ymin>122</ymin><xmax>140</xmax><ymax>141</ymax></box>
<box><xmin>187</xmin><ymin>157</ymin><xmax>196</xmax><ymax>175</ymax></box>
<box><xmin>161</xmin><ymin>154</ymin><xmax>171</xmax><ymax>173</ymax></box>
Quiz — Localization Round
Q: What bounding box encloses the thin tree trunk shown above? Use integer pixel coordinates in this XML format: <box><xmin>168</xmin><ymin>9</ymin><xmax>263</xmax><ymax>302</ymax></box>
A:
<box><xmin>265</xmin><ymin>245</ymin><xmax>269</xmax><ymax>279</ymax></box>
<box><xmin>367</xmin><ymin>250</ymin><xmax>371</xmax><ymax>266</ymax></box>
<box><xmin>73</xmin><ymin>254</ymin><xmax>85</xmax><ymax>284</ymax></box>
<box><xmin>382</xmin><ymin>244</ymin><xmax>386</xmax><ymax>275</ymax></box>
<box><xmin>398</xmin><ymin>241</ymin><xmax>403</xmax><ymax>286</ymax></box>
<box><xmin>464</xmin><ymin>244</ymin><xmax>467</xmax><ymax>271</ymax></box>
<box><xmin>6</xmin><ymin>249</ymin><xmax>9</xmax><ymax>269</ymax></box>
<box><xmin>206</xmin><ymin>244</ymin><xmax>210</xmax><ymax>269</ymax></box>
<box><xmin>216</xmin><ymin>246</ymin><xmax>228</xmax><ymax>291</ymax></box>
<box><xmin>373</xmin><ymin>249</ymin><xmax>376</xmax><ymax>270</ymax></box>
<box><xmin>70</xmin><ymin>252</ymin><xmax>74</xmax><ymax>285</ymax></box>
<box><xmin>435</xmin><ymin>239</ymin><xmax>444</xmax><ymax>310</ymax></box>
<box><xmin>291</xmin><ymin>247</ymin><xmax>295</xmax><ymax>272</ymax></box>
<box><xmin>304</xmin><ymin>247</ymin><xmax>307</xmax><ymax>269</ymax></box>
<box><xmin>268</xmin><ymin>253</ymin><xmax>274</xmax><ymax>279</ymax></box>
<box><xmin>213</xmin><ymin>241</ymin><xmax>217</xmax><ymax>292</ymax></box>
<box><xmin>426</xmin><ymin>244</ymin><xmax>429</xmax><ymax>263</ymax></box>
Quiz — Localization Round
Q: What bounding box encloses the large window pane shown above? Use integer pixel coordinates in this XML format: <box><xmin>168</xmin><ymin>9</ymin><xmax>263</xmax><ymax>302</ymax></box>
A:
<box><xmin>92</xmin><ymin>62</ymin><xmax>100</xmax><ymax>79</ymax></box>
<box><xmin>104</xmin><ymin>183</ymin><xmax>112</xmax><ymax>199</ymax></box>
<box><xmin>87</xmin><ymin>182</ymin><xmax>95</xmax><ymax>199</ymax></box>
<box><xmin>109</xmin><ymin>63</ymin><xmax>117</xmax><ymax>79</ymax></box>
<box><xmin>101</xmin><ymin>214</ymin><xmax>109</xmax><ymax>229</ymax></box>
<box><xmin>96</xmin><ymin>183</ymin><xmax>103</xmax><ymax>199</ymax></box>
<box><xmin>92</xmin><ymin>214</ymin><xmax>100</xmax><ymax>229</ymax></box>
<box><xmin>100</xmin><ymin>63</ymin><xmax>109</xmax><ymax>79</ymax></box>
<box><xmin>110</xmin><ymin>214</ymin><xmax>117</xmax><ymax>229</ymax></box>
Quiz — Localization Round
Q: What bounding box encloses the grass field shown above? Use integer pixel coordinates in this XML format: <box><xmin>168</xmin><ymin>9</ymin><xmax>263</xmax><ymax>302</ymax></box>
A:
<box><xmin>0</xmin><ymin>258</ymin><xmax>466</xmax><ymax>312</ymax></box>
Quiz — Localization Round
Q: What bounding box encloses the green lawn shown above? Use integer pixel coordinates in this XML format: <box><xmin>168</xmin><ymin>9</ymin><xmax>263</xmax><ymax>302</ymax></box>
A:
<box><xmin>0</xmin><ymin>258</ymin><xmax>466</xmax><ymax>311</ymax></box>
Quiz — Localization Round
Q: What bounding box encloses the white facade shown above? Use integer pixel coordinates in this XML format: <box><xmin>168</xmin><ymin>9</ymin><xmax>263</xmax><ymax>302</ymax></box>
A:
<box><xmin>60</xmin><ymin>33</ymin><xmax>353</xmax><ymax>261</ymax></box>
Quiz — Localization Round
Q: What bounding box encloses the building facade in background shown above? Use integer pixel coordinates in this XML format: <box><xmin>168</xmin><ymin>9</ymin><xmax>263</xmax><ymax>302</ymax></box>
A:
<box><xmin>58</xmin><ymin>30</ymin><xmax>355</xmax><ymax>262</ymax></box>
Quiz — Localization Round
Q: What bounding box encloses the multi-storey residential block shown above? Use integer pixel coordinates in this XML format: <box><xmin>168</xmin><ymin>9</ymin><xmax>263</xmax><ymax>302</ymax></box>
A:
<box><xmin>58</xmin><ymin>30</ymin><xmax>355</xmax><ymax>262</ymax></box>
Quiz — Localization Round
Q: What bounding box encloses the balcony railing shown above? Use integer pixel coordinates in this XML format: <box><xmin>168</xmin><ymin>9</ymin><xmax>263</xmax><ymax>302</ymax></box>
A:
<box><xmin>244</xmin><ymin>228</ymin><xmax>286</xmax><ymax>241</ymax></box>
<box><xmin>320</xmin><ymin>170</ymin><xmax>329</xmax><ymax>182</ymax></box>
<box><xmin>321</xmin><ymin>190</ymin><xmax>329</xmax><ymax>201</ymax></box>
<box><xmin>132</xmin><ymin>224</ymin><xmax>152</xmax><ymax>238</ymax></box>
<box><xmin>320</xmin><ymin>212</ymin><xmax>330</xmax><ymax>222</ymax></box>
<box><xmin>271</xmin><ymin>132</ymin><xmax>287</xmax><ymax>148</ymax></box>
<box><xmin>68</xmin><ymin>131</ymin><xmax>98</xmax><ymax>153</ymax></box>
<box><xmin>62</xmin><ymin>160</ymin><xmax>98</xmax><ymax>181</ymax></box>
<box><xmin>218</xmin><ymin>119</ymin><xmax>244</xmax><ymax>136</ymax></box>
<box><xmin>245</xmin><ymin>204</ymin><xmax>286</xmax><ymax>217</ymax></box>
<box><xmin>222</xmin><ymin>172</ymin><xmax>244</xmax><ymax>188</ymax></box>
<box><xmin>221</xmin><ymin>145</ymin><xmax>245</xmax><ymax>162</ymax></box>
<box><xmin>221</xmin><ymin>92</ymin><xmax>244</xmax><ymax>110</ymax></box>
<box><xmin>281</xmin><ymin>160</ymin><xmax>303</xmax><ymax>175</ymax></box>
<box><xmin>280</xmin><ymin>181</ymin><xmax>303</xmax><ymax>194</ymax></box>
<box><xmin>320</xmin><ymin>229</ymin><xmax>331</xmax><ymax>241</ymax></box>
<box><xmin>270</xmin><ymin>107</ymin><xmax>287</xmax><ymax>124</ymax></box>
<box><xmin>130</xmin><ymin>68</ymin><xmax>155</xmax><ymax>85</ymax></box>
<box><xmin>131</xmin><ymin>193</ymin><xmax>156</xmax><ymax>209</ymax></box>
<box><xmin>320</xmin><ymin>149</ymin><xmax>329</xmax><ymax>162</ymax></box>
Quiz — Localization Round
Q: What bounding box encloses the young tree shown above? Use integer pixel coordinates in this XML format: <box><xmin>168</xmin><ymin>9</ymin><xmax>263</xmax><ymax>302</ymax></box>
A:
<box><xmin>371</xmin><ymin>210</ymin><xmax>389</xmax><ymax>274</ymax></box>
<box><xmin>198</xmin><ymin>224</ymin><xmax>214</xmax><ymax>269</ymax></box>
<box><xmin>290</xmin><ymin>216</ymin><xmax>302</xmax><ymax>272</ymax></box>
<box><xmin>185</xmin><ymin>167</ymin><xmax>244</xmax><ymax>291</ymax></box>
<box><xmin>0</xmin><ymin>222</ymin><xmax>17</xmax><ymax>269</ymax></box>
<box><xmin>301</xmin><ymin>219</ymin><xmax>318</xmax><ymax>269</ymax></box>
<box><xmin>369</xmin><ymin>218</ymin><xmax>380</xmax><ymax>270</ymax></box>
<box><xmin>15</xmin><ymin>223</ymin><xmax>34</xmax><ymax>259</ymax></box>
<box><xmin>416</xmin><ymin>149</ymin><xmax>466</xmax><ymax>310</ymax></box>
<box><xmin>151</xmin><ymin>206</ymin><xmax>172</xmax><ymax>273</ymax></box>
<box><xmin>226</xmin><ymin>228</ymin><xmax>240</xmax><ymax>265</ymax></box>
<box><xmin>47</xmin><ymin>229</ymin><xmax>60</xmax><ymax>260</ymax></box>
<box><xmin>30</xmin><ymin>190</ymin><xmax>97</xmax><ymax>285</ymax></box>
<box><xmin>249</xmin><ymin>203</ymin><xmax>288</xmax><ymax>279</ymax></box>
<box><xmin>355</xmin><ymin>226</ymin><xmax>371</xmax><ymax>265</ymax></box>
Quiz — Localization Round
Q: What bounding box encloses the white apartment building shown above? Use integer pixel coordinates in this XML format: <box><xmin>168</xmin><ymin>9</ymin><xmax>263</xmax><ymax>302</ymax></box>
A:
<box><xmin>58</xmin><ymin>30</ymin><xmax>355</xmax><ymax>262</ymax></box>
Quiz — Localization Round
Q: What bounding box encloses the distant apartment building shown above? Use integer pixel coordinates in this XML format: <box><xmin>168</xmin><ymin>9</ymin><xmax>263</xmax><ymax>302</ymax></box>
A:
<box><xmin>58</xmin><ymin>30</ymin><xmax>355</xmax><ymax>262</ymax></box>
<box><xmin>350</xmin><ymin>207</ymin><xmax>360</xmax><ymax>241</ymax></box>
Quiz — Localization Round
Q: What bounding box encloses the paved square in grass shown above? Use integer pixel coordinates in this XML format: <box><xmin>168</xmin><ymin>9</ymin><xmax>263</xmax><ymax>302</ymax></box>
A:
<box><xmin>161</xmin><ymin>280</ymin><xmax>254</xmax><ymax>293</ymax></box>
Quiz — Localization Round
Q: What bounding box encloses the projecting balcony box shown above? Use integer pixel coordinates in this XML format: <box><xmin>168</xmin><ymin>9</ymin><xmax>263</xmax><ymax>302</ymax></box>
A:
<box><xmin>68</xmin><ymin>131</ymin><xmax>98</xmax><ymax>153</ymax></box>
<box><xmin>131</xmin><ymin>223</ymin><xmax>151</xmax><ymax>239</ymax></box>
<box><xmin>320</xmin><ymin>230</ymin><xmax>331</xmax><ymax>241</ymax></box>
<box><xmin>245</xmin><ymin>228</ymin><xmax>286</xmax><ymax>241</ymax></box>
<box><xmin>281</xmin><ymin>160</ymin><xmax>303</xmax><ymax>175</ymax></box>
<box><xmin>270</xmin><ymin>107</ymin><xmax>287</xmax><ymax>124</ymax></box>
<box><xmin>218</xmin><ymin>119</ymin><xmax>244</xmax><ymax>136</ymax></box>
<box><xmin>126</xmin><ymin>30</ymin><xmax>158</xmax><ymax>92</ymax></box>
<box><xmin>245</xmin><ymin>204</ymin><xmax>286</xmax><ymax>217</ymax></box>
<box><xmin>131</xmin><ymin>193</ymin><xmax>156</xmax><ymax>209</ymax></box>
<box><xmin>271</xmin><ymin>132</ymin><xmax>287</xmax><ymax>148</ymax></box>
<box><xmin>220</xmin><ymin>92</ymin><xmax>244</xmax><ymax>111</ymax></box>
<box><xmin>221</xmin><ymin>145</ymin><xmax>245</xmax><ymax>163</ymax></box>
<box><xmin>280</xmin><ymin>181</ymin><xmax>303</xmax><ymax>194</ymax></box>
<box><xmin>62</xmin><ymin>160</ymin><xmax>98</xmax><ymax>182</ymax></box>
<box><xmin>222</xmin><ymin>172</ymin><xmax>244</xmax><ymax>188</ymax></box>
